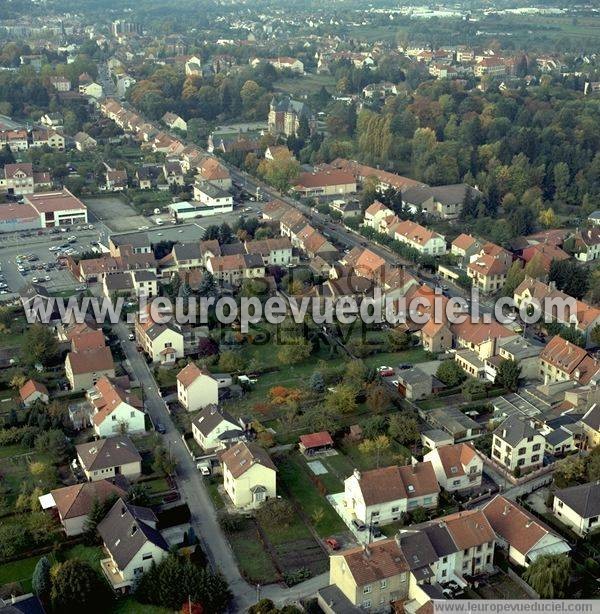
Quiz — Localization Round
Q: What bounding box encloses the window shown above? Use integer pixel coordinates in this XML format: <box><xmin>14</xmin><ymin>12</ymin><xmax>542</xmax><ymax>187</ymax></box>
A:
<box><xmin>371</xmin><ymin>511</ymin><xmax>380</xmax><ymax>517</ymax></box>
<box><xmin>518</xmin><ymin>447</ymin><xmax>526</xmax><ymax>455</ymax></box>
<box><xmin>532</xmin><ymin>443</ymin><xmax>541</xmax><ymax>451</ymax></box>
<box><xmin>391</xmin><ymin>506</ymin><xmax>399</xmax><ymax>513</ymax></box>
<box><xmin>362</xmin><ymin>600</ymin><xmax>371</xmax><ymax>609</ymax></box>
<box><xmin>363</xmin><ymin>585</ymin><xmax>372</xmax><ymax>594</ymax></box>
<box><xmin>531</xmin><ymin>455</ymin><xmax>540</xmax><ymax>462</ymax></box>
<box><xmin>380</xmin><ymin>579</ymin><xmax>387</xmax><ymax>589</ymax></box>
<box><xmin>142</xmin><ymin>553</ymin><xmax>153</xmax><ymax>560</ymax></box>
<box><xmin>518</xmin><ymin>458</ymin><xmax>525</xmax><ymax>466</ymax></box>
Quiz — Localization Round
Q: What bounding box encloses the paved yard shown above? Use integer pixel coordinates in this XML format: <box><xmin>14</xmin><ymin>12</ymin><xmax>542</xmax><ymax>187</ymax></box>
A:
<box><xmin>84</xmin><ymin>196</ymin><xmax>148</xmax><ymax>232</ymax></box>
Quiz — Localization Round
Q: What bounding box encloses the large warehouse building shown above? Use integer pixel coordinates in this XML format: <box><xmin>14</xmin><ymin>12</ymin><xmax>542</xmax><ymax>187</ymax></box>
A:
<box><xmin>0</xmin><ymin>188</ymin><xmax>88</xmax><ymax>232</ymax></box>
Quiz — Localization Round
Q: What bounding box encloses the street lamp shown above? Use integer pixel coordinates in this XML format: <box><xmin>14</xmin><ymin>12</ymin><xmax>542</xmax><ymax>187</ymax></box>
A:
<box><xmin>256</xmin><ymin>583</ymin><xmax>261</xmax><ymax>603</ymax></box>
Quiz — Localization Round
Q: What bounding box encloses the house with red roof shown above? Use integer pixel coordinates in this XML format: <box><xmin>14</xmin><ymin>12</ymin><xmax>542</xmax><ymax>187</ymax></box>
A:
<box><xmin>19</xmin><ymin>379</ymin><xmax>49</xmax><ymax>407</ymax></box>
<box><xmin>88</xmin><ymin>377</ymin><xmax>145</xmax><ymax>437</ymax></box>
<box><xmin>299</xmin><ymin>431</ymin><xmax>334</xmax><ymax>456</ymax></box>
<box><xmin>424</xmin><ymin>443</ymin><xmax>482</xmax><ymax>492</ymax></box>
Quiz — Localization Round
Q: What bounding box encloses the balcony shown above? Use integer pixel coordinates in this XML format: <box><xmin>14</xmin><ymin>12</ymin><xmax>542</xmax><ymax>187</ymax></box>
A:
<box><xmin>100</xmin><ymin>557</ymin><xmax>131</xmax><ymax>590</ymax></box>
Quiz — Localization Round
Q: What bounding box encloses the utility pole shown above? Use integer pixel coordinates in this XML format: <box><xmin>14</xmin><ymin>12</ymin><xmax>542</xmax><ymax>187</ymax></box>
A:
<box><xmin>256</xmin><ymin>583</ymin><xmax>261</xmax><ymax>603</ymax></box>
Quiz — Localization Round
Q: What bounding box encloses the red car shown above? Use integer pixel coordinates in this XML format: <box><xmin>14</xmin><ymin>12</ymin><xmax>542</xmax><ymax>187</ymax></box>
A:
<box><xmin>325</xmin><ymin>537</ymin><xmax>340</xmax><ymax>550</ymax></box>
<box><xmin>377</xmin><ymin>366</ymin><xmax>394</xmax><ymax>377</ymax></box>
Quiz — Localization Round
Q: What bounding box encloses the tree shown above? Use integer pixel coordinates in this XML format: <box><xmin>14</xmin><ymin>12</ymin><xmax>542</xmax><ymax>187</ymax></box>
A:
<box><xmin>277</xmin><ymin>336</ymin><xmax>312</xmax><ymax>365</ymax></box>
<box><xmin>361</xmin><ymin>415</ymin><xmax>388</xmax><ymax>439</ymax></box>
<box><xmin>591</xmin><ymin>324</ymin><xmax>600</xmax><ymax>347</ymax></box>
<box><xmin>256</xmin><ymin>498</ymin><xmax>294</xmax><ymax>527</ymax></box>
<box><xmin>50</xmin><ymin>560</ymin><xmax>110</xmax><ymax>613</ymax></box>
<box><xmin>257</xmin><ymin>154</ymin><xmax>300</xmax><ymax>192</ymax></box>
<box><xmin>218</xmin><ymin>351</ymin><xmax>245</xmax><ymax>372</ymax></box>
<box><xmin>32</xmin><ymin>556</ymin><xmax>52</xmax><ymax>600</ymax></box>
<box><xmin>463</xmin><ymin>378</ymin><xmax>487</xmax><ymax>399</ymax></box>
<box><xmin>135</xmin><ymin>553</ymin><xmax>231</xmax><ymax>612</ymax></box>
<box><xmin>388</xmin><ymin>413</ymin><xmax>419</xmax><ymax>446</ymax></box>
<box><xmin>198</xmin><ymin>337</ymin><xmax>219</xmax><ymax>358</ymax></box>
<box><xmin>495</xmin><ymin>358</ymin><xmax>521</xmax><ymax>391</ymax></box>
<box><xmin>309</xmin><ymin>371</ymin><xmax>325</xmax><ymax>393</ymax></box>
<box><xmin>366</xmin><ymin>383</ymin><xmax>391</xmax><ymax>413</ymax></box>
<box><xmin>522</xmin><ymin>554</ymin><xmax>570</xmax><ymax>598</ymax></box>
<box><xmin>502</xmin><ymin>261</ymin><xmax>525</xmax><ymax>297</ymax></box>
<box><xmin>153</xmin><ymin>443</ymin><xmax>176</xmax><ymax>476</ymax></box>
<box><xmin>326</xmin><ymin>384</ymin><xmax>357</xmax><ymax>415</ymax></box>
<box><xmin>436</xmin><ymin>361</ymin><xmax>466</xmax><ymax>387</ymax></box>
<box><xmin>197</xmin><ymin>271</ymin><xmax>217</xmax><ymax>297</ymax></box>
<box><xmin>553</xmin><ymin>455</ymin><xmax>587</xmax><ymax>488</ymax></box>
<box><xmin>358</xmin><ymin>435</ymin><xmax>391</xmax><ymax>468</ymax></box>
<box><xmin>21</xmin><ymin>323</ymin><xmax>58</xmax><ymax>366</ymax></box>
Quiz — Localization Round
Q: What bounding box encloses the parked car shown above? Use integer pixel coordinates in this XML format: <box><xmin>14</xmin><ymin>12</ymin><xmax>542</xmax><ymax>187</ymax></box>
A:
<box><xmin>128</xmin><ymin>333</ymin><xmax>135</xmax><ymax>341</ymax></box>
<box><xmin>398</xmin><ymin>364</ymin><xmax>411</xmax><ymax>370</ymax></box>
<box><xmin>371</xmin><ymin>526</ymin><xmax>382</xmax><ymax>538</ymax></box>
<box><xmin>156</xmin><ymin>423</ymin><xmax>166</xmax><ymax>434</ymax></box>
<box><xmin>351</xmin><ymin>519</ymin><xmax>366</xmax><ymax>531</ymax></box>
<box><xmin>324</xmin><ymin>537</ymin><xmax>340</xmax><ymax>550</ymax></box>
<box><xmin>377</xmin><ymin>366</ymin><xmax>394</xmax><ymax>377</ymax></box>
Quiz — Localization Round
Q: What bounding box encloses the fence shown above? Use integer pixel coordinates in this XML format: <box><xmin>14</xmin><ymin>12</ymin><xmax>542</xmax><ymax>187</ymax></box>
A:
<box><xmin>506</xmin><ymin>567</ymin><xmax>540</xmax><ymax>599</ymax></box>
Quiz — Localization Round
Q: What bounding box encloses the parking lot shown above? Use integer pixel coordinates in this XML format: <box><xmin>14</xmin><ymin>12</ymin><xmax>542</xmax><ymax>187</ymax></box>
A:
<box><xmin>0</xmin><ymin>228</ymin><xmax>96</xmax><ymax>298</ymax></box>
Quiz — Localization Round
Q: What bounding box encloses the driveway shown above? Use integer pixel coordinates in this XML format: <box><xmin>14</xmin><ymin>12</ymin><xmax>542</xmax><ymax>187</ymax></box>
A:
<box><xmin>114</xmin><ymin>322</ymin><xmax>328</xmax><ymax>610</ymax></box>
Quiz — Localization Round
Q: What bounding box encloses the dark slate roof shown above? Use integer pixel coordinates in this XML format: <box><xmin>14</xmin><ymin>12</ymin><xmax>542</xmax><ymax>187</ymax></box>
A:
<box><xmin>317</xmin><ymin>585</ymin><xmax>362</xmax><ymax>614</ymax></box>
<box><xmin>111</xmin><ymin>232</ymin><xmax>151</xmax><ymax>248</ymax></box>
<box><xmin>396</xmin><ymin>531</ymin><xmax>438</xmax><ymax>570</ymax></box>
<box><xmin>76</xmin><ymin>436</ymin><xmax>141</xmax><ymax>471</ymax></box>
<box><xmin>98</xmin><ymin>498</ymin><xmax>168</xmax><ymax>570</ymax></box>
<box><xmin>220</xmin><ymin>242</ymin><xmax>245</xmax><ymax>256</ymax></box>
<box><xmin>493</xmin><ymin>414</ymin><xmax>539</xmax><ymax>447</ymax></box>
<box><xmin>555</xmin><ymin>482</ymin><xmax>600</xmax><ymax>518</ymax></box>
<box><xmin>545</xmin><ymin>427</ymin><xmax>572</xmax><ymax>446</ymax></box>
<box><xmin>192</xmin><ymin>405</ymin><xmax>240</xmax><ymax>437</ymax></box>
<box><xmin>173</xmin><ymin>242</ymin><xmax>202</xmax><ymax>261</ymax></box>
<box><xmin>582</xmin><ymin>404</ymin><xmax>600</xmax><ymax>432</ymax></box>
<box><xmin>0</xmin><ymin>594</ymin><xmax>46</xmax><ymax>614</ymax></box>
<box><xmin>430</xmin><ymin>183</ymin><xmax>481</xmax><ymax>206</ymax></box>
<box><xmin>417</xmin><ymin>522</ymin><xmax>457</xmax><ymax>558</ymax></box>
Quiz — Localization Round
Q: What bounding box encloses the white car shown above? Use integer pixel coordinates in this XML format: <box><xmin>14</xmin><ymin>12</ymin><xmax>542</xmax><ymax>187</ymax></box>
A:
<box><xmin>44</xmin><ymin>276</ymin><xmax>51</xmax><ymax>281</ymax></box>
<box><xmin>49</xmin><ymin>246</ymin><xmax>60</xmax><ymax>252</ymax></box>
<box><xmin>32</xmin><ymin>277</ymin><xmax>39</xmax><ymax>283</ymax></box>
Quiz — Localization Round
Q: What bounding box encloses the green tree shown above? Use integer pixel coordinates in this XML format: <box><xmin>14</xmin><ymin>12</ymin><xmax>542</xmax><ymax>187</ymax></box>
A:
<box><xmin>366</xmin><ymin>383</ymin><xmax>391</xmax><ymax>413</ymax></box>
<box><xmin>388</xmin><ymin>413</ymin><xmax>419</xmax><ymax>446</ymax></box>
<box><xmin>309</xmin><ymin>371</ymin><xmax>325</xmax><ymax>393</ymax></box>
<box><xmin>32</xmin><ymin>555</ymin><xmax>52</xmax><ymax>600</ymax></box>
<box><xmin>218</xmin><ymin>351</ymin><xmax>245</xmax><ymax>373</ymax></box>
<box><xmin>50</xmin><ymin>559</ymin><xmax>110</xmax><ymax>613</ymax></box>
<box><xmin>277</xmin><ymin>336</ymin><xmax>312</xmax><ymax>365</ymax></box>
<box><xmin>21</xmin><ymin>323</ymin><xmax>58</xmax><ymax>366</ymax></box>
<box><xmin>502</xmin><ymin>261</ymin><xmax>525</xmax><ymax>297</ymax></box>
<box><xmin>522</xmin><ymin>554</ymin><xmax>570</xmax><ymax>598</ymax></box>
<box><xmin>358</xmin><ymin>435</ymin><xmax>391</xmax><ymax>468</ymax></box>
<box><xmin>495</xmin><ymin>359</ymin><xmax>521</xmax><ymax>392</ymax></box>
<box><xmin>326</xmin><ymin>384</ymin><xmax>358</xmax><ymax>414</ymax></box>
<box><xmin>435</xmin><ymin>361</ymin><xmax>466</xmax><ymax>387</ymax></box>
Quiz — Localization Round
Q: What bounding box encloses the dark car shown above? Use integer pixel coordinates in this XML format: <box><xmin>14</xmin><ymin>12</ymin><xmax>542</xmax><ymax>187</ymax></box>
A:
<box><xmin>352</xmin><ymin>519</ymin><xmax>366</xmax><ymax>531</ymax></box>
<box><xmin>156</xmin><ymin>423</ymin><xmax>166</xmax><ymax>434</ymax></box>
<box><xmin>398</xmin><ymin>364</ymin><xmax>412</xmax><ymax>370</ymax></box>
<box><xmin>371</xmin><ymin>526</ymin><xmax>382</xmax><ymax>538</ymax></box>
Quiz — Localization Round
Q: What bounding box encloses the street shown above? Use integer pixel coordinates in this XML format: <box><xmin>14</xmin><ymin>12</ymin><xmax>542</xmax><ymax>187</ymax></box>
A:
<box><xmin>114</xmin><ymin>321</ymin><xmax>328</xmax><ymax>610</ymax></box>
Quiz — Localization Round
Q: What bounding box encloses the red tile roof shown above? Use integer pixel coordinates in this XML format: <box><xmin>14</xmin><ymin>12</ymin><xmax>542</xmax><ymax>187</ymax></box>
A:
<box><xmin>299</xmin><ymin>431</ymin><xmax>333</xmax><ymax>449</ymax></box>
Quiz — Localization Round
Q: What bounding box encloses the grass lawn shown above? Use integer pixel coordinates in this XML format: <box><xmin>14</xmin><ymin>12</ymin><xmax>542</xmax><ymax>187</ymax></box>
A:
<box><xmin>273</xmin><ymin>73</ymin><xmax>336</xmax><ymax>97</ymax></box>
<box><xmin>226</xmin><ymin>519</ymin><xmax>279</xmax><ymax>584</ymax></box>
<box><xmin>63</xmin><ymin>544</ymin><xmax>104</xmax><ymax>570</ymax></box>
<box><xmin>113</xmin><ymin>597</ymin><xmax>174</xmax><ymax>614</ymax></box>
<box><xmin>339</xmin><ymin>439</ymin><xmax>412</xmax><ymax>472</ymax></box>
<box><xmin>0</xmin><ymin>452</ymin><xmax>58</xmax><ymax>511</ymax></box>
<box><xmin>142</xmin><ymin>477</ymin><xmax>171</xmax><ymax>494</ymax></box>
<box><xmin>276</xmin><ymin>453</ymin><xmax>346</xmax><ymax>537</ymax></box>
<box><xmin>207</xmin><ymin>480</ymin><xmax>224</xmax><ymax>510</ymax></box>
<box><xmin>0</xmin><ymin>554</ymin><xmax>51</xmax><ymax>592</ymax></box>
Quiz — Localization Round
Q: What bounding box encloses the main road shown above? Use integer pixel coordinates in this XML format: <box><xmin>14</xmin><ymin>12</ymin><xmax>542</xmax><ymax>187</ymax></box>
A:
<box><xmin>114</xmin><ymin>321</ymin><xmax>328</xmax><ymax>611</ymax></box>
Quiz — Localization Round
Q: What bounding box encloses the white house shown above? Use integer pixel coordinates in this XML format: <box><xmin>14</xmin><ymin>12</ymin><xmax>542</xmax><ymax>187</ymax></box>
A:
<box><xmin>19</xmin><ymin>379</ymin><xmax>49</xmax><ymax>407</ymax></box>
<box><xmin>424</xmin><ymin>443</ymin><xmax>483</xmax><ymax>492</ymax></box>
<box><xmin>76</xmin><ymin>436</ymin><xmax>142</xmax><ymax>482</ymax></box>
<box><xmin>191</xmin><ymin>406</ymin><xmax>244</xmax><ymax>452</ymax></box>
<box><xmin>89</xmin><ymin>377</ymin><xmax>146</xmax><ymax>437</ymax></box>
<box><xmin>176</xmin><ymin>362</ymin><xmax>219</xmax><ymax>411</ymax></box>
<box><xmin>482</xmin><ymin>495</ymin><xmax>570</xmax><ymax>567</ymax></box>
<box><xmin>392</xmin><ymin>220</ymin><xmax>447</xmax><ymax>256</ymax></box>
<box><xmin>553</xmin><ymin>482</ymin><xmax>600</xmax><ymax>537</ymax></box>
<box><xmin>98</xmin><ymin>498</ymin><xmax>169</xmax><ymax>591</ymax></box>
<box><xmin>343</xmin><ymin>462</ymin><xmax>440</xmax><ymax>526</ymax></box>
<box><xmin>491</xmin><ymin>415</ymin><xmax>545</xmax><ymax>474</ymax></box>
<box><xmin>220</xmin><ymin>441</ymin><xmax>277</xmax><ymax>509</ymax></box>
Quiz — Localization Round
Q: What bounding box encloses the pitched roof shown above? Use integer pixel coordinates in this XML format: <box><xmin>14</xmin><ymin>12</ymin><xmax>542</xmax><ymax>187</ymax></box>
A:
<box><xmin>352</xmin><ymin>462</ymin><xmax>439</xmax><ymax>506</ymax></box>
<box><xmin>19</xmin><ymin>379</ymin><xmax>48</xmax><ymax>402</ymax></box>
<box><xmin>177</xmin><ymin>362</ymin><xmax>214</xmax><ymax>388</ymax></box>
<box><xmin>51</xmin><ymin>477</ymin><xmax>127</xmax><ymax>520</ymax></box>
<box><xmin>555</xmin><ymin>482</ymin><xmax>600</xmax><ymax>519</ymax></box>
<box><xmin>394</xmin><ymin>220</ymin><xmax>443</xmax><ymax>247</ymax></box>
<box><xmin>192</xmin><ymin>405</ymin><xmax>240</xmax><ymax>437</ymax></box>
<box><xmin>493</xmin><ymin>415</ymin><xmax>539</xmax><ymax>447</ymax></box>
<box><xmin>540</xmin><ymin>336</ymin><xmax>600</xmax><ymax>384</ymax></box>
<box><xmin>299</xmin><ymin>431</ymin><xmax>333</xmax><ymax>449</ymax></box>
<box><xmin>70</xmin><ymin>328</ymin><xmax>106</xmax><ymax>352</ymax></box>
<box><xmin>66</xmin><ymin>346</ymin><xmax>114</xmax><ymax>375</ymax></box>
<box><xmin>482</xmin><ymin>495</ymin><xmax>558</xmax><ymax>556</ymax></box>
<box><xmin>452</xmin><ymin>233</ymin><xmax>479</xmax><ymax>251</ymax></box>
<box><xmin>452</xmin><ymin>320</ymin><xmax>516</xmax><ymax>346</ymax></box>
<box><xmin>219</xmin><ymin>441</ymin><xmax>276</xmax><ymax>479</ymax></box>
<box><xmin>98</xmin><ymin>498</ymin><xmax>168</xmax><ymax>570</ymax></box>
<box><xmin>76</xmin><ymin>436</ymin><xmax>141</xmax><ymax>471</ymax></box>
<box><xmin>442</xmin><ymin>509</ymin><xmax>496</xmax><ymax>550</ymax></box>
<box><xmin>432</xmin><ymin>443</ymin><xmax>478</xmax><ymax>478</ymax></box>
<box><xmin>294</xmin><ymin>170</ymin><xmax>356</xmax><ymax>189</ymax></box>
<box><xmin>338</xmin><ymin>539</ymin><xmax>409</xmax><ymax>585</ymax></box>
<box><xmin>91</xmin><ymin>376</ymin><xmax>143</xmax><ymax>427</ymax></box>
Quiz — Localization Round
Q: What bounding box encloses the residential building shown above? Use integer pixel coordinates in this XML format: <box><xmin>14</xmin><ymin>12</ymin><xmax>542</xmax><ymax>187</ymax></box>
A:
<box><xmin>392</xmin><ymin>220</ymin><xmax>446</xmax><ymax>256</ymax></box>
<box><xmin>262</xmin><ymin>56</ymin><xmax>304</xmax><ymax>74</ymax></box>
<box><xmin>220</xmin><ymin>441</ymin><xmax>277</xmax><ymax>508</ymax></box>
<box><xmin>162</xmin><ymin>112</ymin><xmax>187</xmax><ymax>132</ymax></box>
<box><xmin>491</xmin><ymin>415</ymin><xmax>545</xmax><ymax>474</ymax></box>
<box><xmin>193</xmin><ymin>182</ymin><xmax>234</xmax><ymax>211</ymax></box>
<box><xmin>482</xmin><ymin>495</ymin><xmax>570</xmax><ymax>567</ymax></box>
<box><xmin>268</xmin><ymin>96</ymin><xmax>315</xmax><ymax>137</ymax></box>
<box><xmin>191</xmin><ymin>405</ymin><xmax>244</xmax><ymax>452</ymax></box>
<box><xmin>329</xmin><ymin>539</ymin><xmax>410</xmax><ymax>611</ymax></box>
<box><xmin>49</xmin><ymin>76</ymin><xmax>71</xmax><ymax>92</ymax></box>
<box><xmin>474</xmin><ymin>57</ymin><xmax>507</xmax><ymax>78</ymax></box>
<box><xmin>581</xmin><ymin>404</ymin><xmax>600</xmax><ymax>449</ymax></box>
<box><xmin>73</xmin><ymin>131</ymin><xmax>97</xmax><ymax>152</ymax></box>
<box><xmin>48</xmin><ymin>478</ymin><xmax>128</xmax><ymax>536</ymax></box>
<box><xmin>343</xmin><ymin>462</ymin><xmax>439</xmax><ymax>526</ymax></box>
<box><xmin>424</xmin><ymin>443</ymin><xmax>482</xmax><ymax>492</ymax></box>
<box><xmin>292</xmin><ymin>170</ymin><xmax>357</xmax><ymax>197</ymax></box>
<box><xmin>98</xmin><ymin>498</ymin><xmax>169</xmax><ymax>591</ymax></box>
<box><xmin>135</xmin><ymin>308</ymin><xmax>185</xmax><ymax>364</ymax></box>
<box><xmin>569</xmin><ymin>227</ymin><xmax>600</xmax><ymax>262</ymax></box>
<box><xmin>426</xmin><ymin>406</ymin><xmax>483</xmax><ymax>443</ymax></box>
<box><xmin>176</xmin><ymin>362</ymin><xmax>219</xmax><ymax>411</ymax></box>
<box><xmin>553</xmin><ymin>482</ymin><xmax>600</xmax><ymax>537</ymax></box>
<box><xmin>65</xmin><ymin>346</ymin><xmax>115</xmax><ymax>391</ymax></box>
<box><xmin>88</xmin><ymin>376</ymin><xmax>145</xmax><ymax>437</ymax></box>
<box><xmin>452</xmin><ymin>320</ymin><xmax>517</xmax><ymax>361</ymax></box>
<box><xmin>467</xmin><ymin>243</ymin><xmax>512</xmax><ymax>293</ymax></box>
<box><xmin>451</xmin><ymin>234</ymin><xmax>483</xmax><ymax>264</ymax></box>
<box><xmin>396</xmin><ymin>367</ymin><xmax>433</xmax><ymax>400</ymax></box>
<box><xmin>207</xmin><ymin>253</ymin><xmax>265</xmax><ymax>285</ymax></box>
<box><xmin>162</xmin><ymin>160</ymin><xmax>184</xmax><ymax>186</ymax></box>
<box><xmin>1</xmin><ymin>163</ymin><xmax>51</xmax><ymax>196</ymax></box>
<box><xmin>539</xmin><ymin>336</ymin><xmax>600</xmax><ymax>385</ymax></box>
<box><xmin>244</xmin><ymin>237</ymin><xmax>294</xmax><ymax>266</ymax></box>
<box><xmin>19</xmin><ymin>379</ymin><xmax>49</xmax><ymax>407</ymax></box>
<box><xmin>363</xmin><ymin>201</ymin><xmax>394</xmax><ymax>232</ymax></box>
<box><xmin>76</xmin><ymin>436</ymin><xmax>142</xmax><ymax>482</ymax></box>
<box><xmin>106</xmin><ymin>169</ymin><xmax>128</xmax><ymax>191</ymax></box>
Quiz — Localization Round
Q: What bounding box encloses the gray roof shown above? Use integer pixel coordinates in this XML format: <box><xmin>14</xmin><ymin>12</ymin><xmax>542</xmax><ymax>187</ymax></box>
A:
<box><xmin>555</xmin><ymin>482</ymin><xmax>600</xmax><ymax>518</ymax></box>
<box><xmin>398</xmin><ymin>366</ymin><xmax>432</xmax><ymax>386</ymax></box>
<box><xmin>144</xmin><ymin>321</ymin><xmax>181</xmax><ymax>341</ymax></box>
<box><xmin>194</xmin><ymin>181</ymin><xmax>230</xmax><ymax>199</ymax></box>
<box><xmin>428</xmin><ymin>406</ymin><xmax>481</xmax><ymax>437</ymax></box>
<box><xmin>430</xmin><ymin>183</ymin><xmax>481</xmax><ymax>206</ymax></box>
<box><xmin>422</xmin><ymin>429</ymin><xmax>453</xmax><ymax>443</ymax></box>
<box><xmin>105</xmin><ymin>272</ymin><xmax>133</xmax><ymax>291</ymax></box>
<box><xmin>270</xmin><ymin>95</ymin><xmax>314</xmax><ymax>118</ymax></box>
<box><xmin>317</xmin><ymin>585</ymin><xmax>361</xmax><ymax>614</ymax></box>
<box><xmin>76</xmin><ymin>436</ymin><xmax>141</xmax><ymax>471</ymax></box>
<box><xmin>582</xmin><ymin>404</ymin><xmax>600</xmax><ymax>432</ymax></box>
<box><xmin>111</xmin><ymin>232</ymin><xmax>151</xmax><ymax>249</ymax></box>
<box><xmin>133</xmin><ymin>270</ymin><xmax>157</xmax><ymax>282</ymax></box>
<box><xmin>220</xmin><ymin>242</ymin><xmax>245</xmax><ymax>256</ymax></box>
<box><xmin>192</xmin><ymin>405</ymin><xmax>241</xmax><ymax>437</ymax></box>
<box><xmin>588</xmin><ymin>211</ymin><xmax>600</xmax><ymax>220</ymax></box>
<box><xmin>396</xmin><ymin>531</ymin><xmax>438</xmax><ymax>570</ymax></box>
<box><xmin>497</xmin><ymin>337</ymin><xmax>544</xmax><ymax>360</ymax></box>
<box><xmin>493</xmin><ymin>414</ymin><xmax>539</xmax><ymax>447</ymax></box>
<box><xmin>545</xmin><ymin>427</ymin><xmax>572</xmax><ymax>446</ymax></box>
<box><xmin>98</xmin><ymin>498</ymin><xmax>168</xmax><ymax>570</ymax></box>
<box><xmin>417</xmin><ymin>522</ymin><xmax>458</xmax><ymax>558</ymax></box>
<box><xmin>173</xmin><ymin>242</ymin><xmax>202</xmax><ymax>261</ymax></box>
